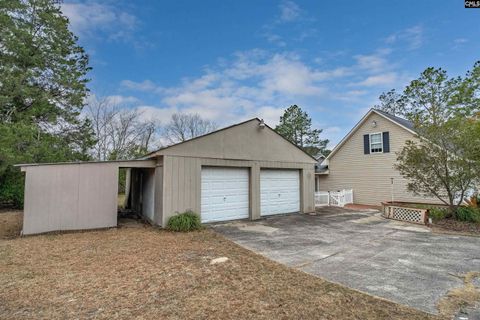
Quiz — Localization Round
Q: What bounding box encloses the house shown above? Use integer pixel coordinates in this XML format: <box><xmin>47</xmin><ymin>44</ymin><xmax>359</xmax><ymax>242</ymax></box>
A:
<box><xmin>18</xmin><ymin>118</ymin><xmax>316</xmax><ymax>235</ymax></box>
<box><xmin>316</xmin><ymin>109</ymin><xmax>441</xmax><ymax>206</ymax></box>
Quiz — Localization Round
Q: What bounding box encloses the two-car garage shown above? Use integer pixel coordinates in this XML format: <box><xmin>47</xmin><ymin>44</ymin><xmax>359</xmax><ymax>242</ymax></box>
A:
<box><xmin>19</xmin><ymin>118</ymin><xmax>316</xmax><ymax>235</ymax></box>
<box><xmin>200</xmin><ymin>167</ymin><xmax>300</xmax><ymax>223</ymax></box>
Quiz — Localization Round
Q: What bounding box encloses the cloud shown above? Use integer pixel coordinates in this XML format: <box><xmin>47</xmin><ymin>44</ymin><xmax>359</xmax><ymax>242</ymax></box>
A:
<box><xmin>354</xmin><ymin>72</ymin><xmax>399</xmax><ymax>87</ymax></box>
<box><xmin>61</xmin><ymin>1</ymin><xmax>137</xmax><ymax>41</ymax></box>
<box><xmin>279</xmin><ymin>1</ymin><xmax>301</xmax><ymax>22</ymax></box>
<box><xmin>104</xmin><ymin>95</ymin><xmax>139</xmax><ymax>105</ymax></box>
<box><xmin>121</xmin><ymin>80</ymin><xmax>160</xmax><ymax>92</ymax></box>
<box><xmin>385</xmin><ymin>25</ymin><xmax>424</xmax><ymax>50</ymax></box>
<box><xmin>120</xmin><ymin>50</ymin><xmax>351</xmax><ymax>126</ymax></box>
<box><xmin>354</xmin><ymin>48</ymin><xmax>392</xmax><ymax>73</ymax></box>
<box><xmin>454</xmin><ymin>38</ymin><xmax>468</xmax><ymax>44</ymax></box>
<box><xmin>261</xmin><ymin>0</ymin><xmax>315</xmax><ymax>47</ymax></box>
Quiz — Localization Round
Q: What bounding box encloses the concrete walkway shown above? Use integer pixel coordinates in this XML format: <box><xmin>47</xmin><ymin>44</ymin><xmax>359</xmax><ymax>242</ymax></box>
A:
<box><xmin>213</xmin><ymin>210</ymin><xmax>480</xmax><ymax>314</ymax></box>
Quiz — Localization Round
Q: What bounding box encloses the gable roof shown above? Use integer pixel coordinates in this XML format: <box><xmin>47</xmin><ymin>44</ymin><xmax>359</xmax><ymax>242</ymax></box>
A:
<box><xmin>374</xmin><ymin>109</ymin><xmax>416</xmax><ymax>133</ymax></box>
<box><xmin>144</xmin><ymin>118</ymin><xmax>317</xmax><ymax>162</ymax></box>
<box><xmin>326</xmin><ymin>108</ymin><xmax>417</xmax><ymax>160</ymax></box>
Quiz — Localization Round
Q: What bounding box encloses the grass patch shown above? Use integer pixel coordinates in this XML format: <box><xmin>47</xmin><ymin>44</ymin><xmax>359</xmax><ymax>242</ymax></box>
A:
<box><xmin>167</xmin><ymin>210</ymin><xmax>202</xmax><ymax>232</ymax></box>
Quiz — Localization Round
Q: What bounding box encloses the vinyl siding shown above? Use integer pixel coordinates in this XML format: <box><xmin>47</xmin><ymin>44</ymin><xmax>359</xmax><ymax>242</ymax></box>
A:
<box><xmin>159</xmin><ymin>155</ymin><xmax>314</xmax><ymax>226</ymax></box>
<box><xmin>318</xmin><ymin>113</ymin><xmax>441</xmax><ymax>206</ymax></box>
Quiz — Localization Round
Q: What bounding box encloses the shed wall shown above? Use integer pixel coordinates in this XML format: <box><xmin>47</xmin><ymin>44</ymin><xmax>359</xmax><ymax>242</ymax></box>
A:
<box><xmin>158</xmin><ymin>155</ymin><xmax>314</xmax><ymax>226</ymax></box>
<box><xmin>23</xmin><ymin>163</ymin><xmax>119</xmax><ymax>235</ymax></box>
<box><xmin>154</xmin><ymin>119</ymin><xmax>317</xmax><ymax>164</ymax></box>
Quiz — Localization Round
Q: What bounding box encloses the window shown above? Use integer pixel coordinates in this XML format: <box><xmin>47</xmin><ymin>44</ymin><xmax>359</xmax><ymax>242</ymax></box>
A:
<box><xmin>369</xmin><ymin>133</ymin><xmax>383</xmax><ymax>153</ymax></box>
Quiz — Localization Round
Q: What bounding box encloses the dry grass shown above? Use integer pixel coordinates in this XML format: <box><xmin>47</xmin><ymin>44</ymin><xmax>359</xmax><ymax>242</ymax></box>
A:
<box><xmin>437</xmin><ymin>272</ymin><xmax>480</xmax><ymax>317</ymax></box>
<box><xmin>0</xmin><ymin>212</ymin><xmax>439</xmax><ymax>320</ymax></box>
<box><xmin>0</xmin><ymin>210</ymin><xmax>23</xmax><ymax>239</ymax></box>
<box><xmin>431</xmin><ymin>219</ymin><xmax>480</xmax><ymax>236</ymax></box>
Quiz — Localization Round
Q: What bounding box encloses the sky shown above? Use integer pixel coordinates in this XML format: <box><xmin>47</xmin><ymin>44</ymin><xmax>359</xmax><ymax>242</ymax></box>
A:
<box><xmin>61</xmin><ymin>0</ymin><xmax>480</xmax><ymax>147</ymax></box>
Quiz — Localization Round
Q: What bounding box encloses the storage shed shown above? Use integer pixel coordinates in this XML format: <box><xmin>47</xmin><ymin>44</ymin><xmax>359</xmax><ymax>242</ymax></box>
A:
<box><xmin>18</xmin><ymin>118</ymin><xmax>316</xmax><ymax>235</ymax></box>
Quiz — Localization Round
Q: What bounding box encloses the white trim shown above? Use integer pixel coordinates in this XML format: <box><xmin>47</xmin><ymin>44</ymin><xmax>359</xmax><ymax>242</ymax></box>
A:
<box><xmin>369</xmin><ymin>132</ymin><xmax>383</xmax><ymax>154</ymax></box>
<box><xmin>326</xmin><ymin>109</ymin><xmax>416</xmax><ymax>160</ymax></box>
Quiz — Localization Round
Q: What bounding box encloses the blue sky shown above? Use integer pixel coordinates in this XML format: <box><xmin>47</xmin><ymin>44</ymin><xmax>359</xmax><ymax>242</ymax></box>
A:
<box><xmin>61</xmin><ymin>0</ymin><xmax>480</xmax><ymax>147</ymax></box>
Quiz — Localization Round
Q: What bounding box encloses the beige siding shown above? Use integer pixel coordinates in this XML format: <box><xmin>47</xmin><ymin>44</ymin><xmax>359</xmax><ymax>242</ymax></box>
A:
<box><xmin>319</xmin><ymin>112</ymin><xmax>441</xmax><ymax>206</ymax></box>
<box><xmin>152</xmin><ymin>119</ymin><xmax>317</xmax><ymax>164</ymax></box>
<box><xmin>23</xmin><ymin>163</ymin><xmax>119</xmax><ymax>235</ymax></box>
<box><xmin>159</xmin><ymin>155</ymin><xmax>314</xmax><ymax>226</ymax></box>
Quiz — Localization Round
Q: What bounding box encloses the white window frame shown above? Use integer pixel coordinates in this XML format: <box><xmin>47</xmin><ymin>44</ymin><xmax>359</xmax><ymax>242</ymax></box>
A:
<box><xmin>369</xmin><ymin>132</ymin><xmax>383</xmax><ymax>154</ymax></box>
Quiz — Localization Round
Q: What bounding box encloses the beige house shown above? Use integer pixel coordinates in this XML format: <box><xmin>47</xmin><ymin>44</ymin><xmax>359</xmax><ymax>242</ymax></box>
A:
<box><xmin>316</xmin><ymin>109</ymin><xmax>440</xmax><ymax>206</ymax></box>
<box><xmin>18</xmin><ymin>118</ymin><xmax>316</xmax><ymax>235</ymax></box>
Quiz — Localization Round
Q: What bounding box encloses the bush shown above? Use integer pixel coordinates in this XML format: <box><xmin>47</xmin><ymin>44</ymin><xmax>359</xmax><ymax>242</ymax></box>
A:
<box><xmin>429</xmin><ymin>208</ymin><xmax>447</xmax><ymax>221</ymax></box>
<box><xmin>0</xmin><ymin>168</ymin><xmax>24</xmax><ymax>208</ymax></box>
<box><xmin>167</xmin><ymin>211</ymin><xmax>202</xmax><ymax>232</ymax></box>
<box><xmin>456</xmin><ymin>207</ymin><xmax>480</xmax><ymax>223</ymax></box>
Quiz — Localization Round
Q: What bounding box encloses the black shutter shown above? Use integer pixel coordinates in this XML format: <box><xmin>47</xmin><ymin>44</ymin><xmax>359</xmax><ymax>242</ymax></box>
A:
<box><xmin>383</xmin><ymin>132</ymin><xmax>390</xmax><ymax>153</ymax></box>
<box><xmin>363</xmin><ymin>134</ymin><xmax>370</xmax><ymax>154</ymax></box>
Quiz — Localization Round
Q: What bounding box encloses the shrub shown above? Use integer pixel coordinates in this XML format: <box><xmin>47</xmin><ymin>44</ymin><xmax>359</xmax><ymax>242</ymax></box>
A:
<box><xmin>167</xmin><ymin>210</ymin><xmax>202</xmax><ymax>232</ymax></box>
<box><xmin>428</xmin><ymin>208</ymin><xmax>447</xmax><ymax>221</ymax></box>
<box><xmin>0</xmin><ymin>169</ymin><xmax>24</xmax><ymax>208</ymax></box>
<box><xmin>456</xmin><ymin>207</ymin><xmax>480</xmax><ymax>223</ymax></box>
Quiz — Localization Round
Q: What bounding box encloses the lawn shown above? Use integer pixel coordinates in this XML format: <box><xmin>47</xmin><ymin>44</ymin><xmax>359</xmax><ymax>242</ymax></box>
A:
<box><xmin>0</xmin><ymin>211</ymin><xmax>439</xmax><ymax>320</ymax></box>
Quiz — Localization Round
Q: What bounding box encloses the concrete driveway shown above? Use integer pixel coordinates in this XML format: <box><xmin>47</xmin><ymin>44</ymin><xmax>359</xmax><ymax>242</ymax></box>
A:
<box><xmin>213</xmin><ymin>208</ymin><xmax>480</xmax><ymax>314</ymax></box>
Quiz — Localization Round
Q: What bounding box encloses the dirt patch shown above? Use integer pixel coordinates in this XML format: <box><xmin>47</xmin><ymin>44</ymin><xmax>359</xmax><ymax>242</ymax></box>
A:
<box><xmin>431</xmin><ymin>219</ymin><xmax>480</xmax><ymax>236</ymax></box>
<box><xmin>0</xmin><ymin>210</ymin><xmax>22</xmax><ymax>239</ymax></box>
<box><xmin>314</xmin><ymin>206</ymin><xmax>362</xmax><ymax>215</ymax></box>
<box><xmin>0</xmin><ymin>225</ymin><xmax>438</xmax><ymax>320</ymax></box>
<box><xmin>437</xmin><ymin>272</ymin><xmax>480</xmax><ymax>317</ymax></box>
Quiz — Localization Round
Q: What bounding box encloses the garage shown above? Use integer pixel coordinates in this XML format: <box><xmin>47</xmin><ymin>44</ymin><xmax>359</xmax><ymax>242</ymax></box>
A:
<box><xmin>260</xmin><ymin>169</ymin><xmax>300</xmax><ymax>216</ymax></box>
<box><xmin>200</xmin><ymin>167</ymin><xmax>249</xmax><ymax>223</ymax></box>
<box><xmin>19</xmin><ymin>118</ymin><xmax>316</xmax><ymax>234</ymax></box>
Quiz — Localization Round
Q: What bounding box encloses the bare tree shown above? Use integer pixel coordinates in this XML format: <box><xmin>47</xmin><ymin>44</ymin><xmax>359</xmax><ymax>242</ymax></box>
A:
<box><xmin>163</xmin><ymin>113</ymin><xmax>217</xmax><ymax>144</ymax></box>
<box><xmin>85</xmin><ymin>96</ymin><xmax>160</xmax><ymax>160</ymax></box>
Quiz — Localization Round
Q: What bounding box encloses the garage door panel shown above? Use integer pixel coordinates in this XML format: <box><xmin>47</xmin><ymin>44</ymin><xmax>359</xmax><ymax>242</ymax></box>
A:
<box><xmin>201</xmin><ymin>167</ymin><xmax>249</xmax><ymax>223</ymax></box>
<box><xmin>261</xmin><ymin>169</ymin><xmax>300</xmax><ymax>216</ymax></box>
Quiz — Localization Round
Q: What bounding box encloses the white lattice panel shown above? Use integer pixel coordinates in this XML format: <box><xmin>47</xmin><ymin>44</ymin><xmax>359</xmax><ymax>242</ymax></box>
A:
<box><xmin>388</xmin><ymin>206</ymin><xmax>426</xmax><ymax>224</ymax></box>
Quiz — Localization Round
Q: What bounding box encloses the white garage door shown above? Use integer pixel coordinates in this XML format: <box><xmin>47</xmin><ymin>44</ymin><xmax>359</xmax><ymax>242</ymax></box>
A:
<box><xmin>261</xmin><ymin>169</ymin><xmax>300</xmax><ymax>216</ymax></box>
<box><xmin>201</xmin><ymin>167</ymin><xmax>249</xmax><ymax>223</ymax></box>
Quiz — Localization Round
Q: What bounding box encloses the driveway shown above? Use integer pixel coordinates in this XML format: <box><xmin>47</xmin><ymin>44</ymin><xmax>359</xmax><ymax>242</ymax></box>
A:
<box><xmin>213</xmin><ymin>209</ymin><xmax>480</xmax><ymax>314</ymax></box>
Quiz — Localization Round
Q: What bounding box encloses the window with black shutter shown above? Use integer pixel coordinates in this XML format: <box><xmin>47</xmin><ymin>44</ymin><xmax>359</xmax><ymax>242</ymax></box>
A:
<box><xmin>364</xmin><ymin>132</ymin><xmax>390</xmax><ymax>154</ymax></box>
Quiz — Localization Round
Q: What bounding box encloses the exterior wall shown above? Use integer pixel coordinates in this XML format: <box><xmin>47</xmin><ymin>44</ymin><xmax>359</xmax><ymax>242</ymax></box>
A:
<box><xmin>141</xmin><ymin>168</ymin><xmax>155</xmax><ymax>221</ymax></box>
<box><xmin>22</xmin><ymin>163</ymin><xmax>119</xmax><ymax>235</ymax></box>
<box><xmin>153</xmin><ymin>119</ymin><xmax>317</xmax><ymax>164</ymax></box>
<box><xmin>319</xmin><ymin>112</ymin><xmax>441</xmax><ymax>206</ymax></box>
<box><xmin>157</xmin><ymin>155</ymin><xmax>315</xmax><ymax>226</ymax></box>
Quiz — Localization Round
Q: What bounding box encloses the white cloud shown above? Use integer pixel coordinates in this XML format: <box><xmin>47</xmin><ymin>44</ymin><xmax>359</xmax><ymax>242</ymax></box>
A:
<box><xmin>120</xmin><ymin>50</ymin><xmax>349</xmax><ymax>125</ymax></box>
<box><xmin>262</xmin><ymin>0</ymin><xmax>315</xmax><ymax>46</ymax></box>
<box><xmin>104</xmin><ymin>95</ymin><xmax>139</xmax><ymax>105</ymax></box>
<box><xmin>454</xmin><ymin>38</ymin><xmax>468</xmax><ymax>44</ymax></box>
<box><xmin>354</xmin><ymin>72</ymin><xmax>399</xmax><ymax>87</ymax></box>
<box><xmin>385</xmin><ymin>25</ymin><xmax>424</xmax><ymax>50</ymax></box>
<box><xmin>61</xmin><ymin>1</ymin><xmax>137</xmax><ymax>41</ymax></box>
<box><xmin>279</xmin><ymin>1</ymin><xmax>301</xmax><ymax>22</ymax></box>
<box><xmin>121</xmin><ymin>80</ymin><xmax>160</xmax><ymax>92</ymax></box>
<box><xmin>354</xmin><ymin>48</ymin><xmax>392</xmax><ymax>73</ymax></box>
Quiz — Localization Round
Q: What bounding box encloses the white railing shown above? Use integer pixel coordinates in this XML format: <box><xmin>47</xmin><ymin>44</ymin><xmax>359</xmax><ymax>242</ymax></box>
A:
<box><xmin>315</xmin><ymin>189</ymin><xmax>353</xmax><ymax>207</ymax></box>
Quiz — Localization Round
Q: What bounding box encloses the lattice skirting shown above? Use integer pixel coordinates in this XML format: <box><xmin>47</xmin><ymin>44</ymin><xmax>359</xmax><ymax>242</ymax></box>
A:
<box><xmin>383</xmin><ymin>205</ymin><xmax>427</xmax><ymax>225</ymax></box>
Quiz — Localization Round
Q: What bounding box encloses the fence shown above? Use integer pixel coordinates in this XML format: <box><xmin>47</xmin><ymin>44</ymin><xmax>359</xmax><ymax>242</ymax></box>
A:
<box><xmin>382</xmin><ymin>203</ymin><xmax>428</xmax><ymax>225</ymax></box>
<box><xmin>315</xmin><ymin>189</ymin><xmax>353</xmax><ymax>207</ymax></box>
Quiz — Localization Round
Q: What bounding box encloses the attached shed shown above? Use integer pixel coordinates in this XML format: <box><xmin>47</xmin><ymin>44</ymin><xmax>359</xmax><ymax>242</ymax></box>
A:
<box><xmin>18</xmin><ymin>118</ymin><xmax>316</xmax><ymax>235</ymax></box>
<box><xmin>19</xmin><ymin>160</ymin><xmax>157</xmax><ymax>235</ymax></box>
